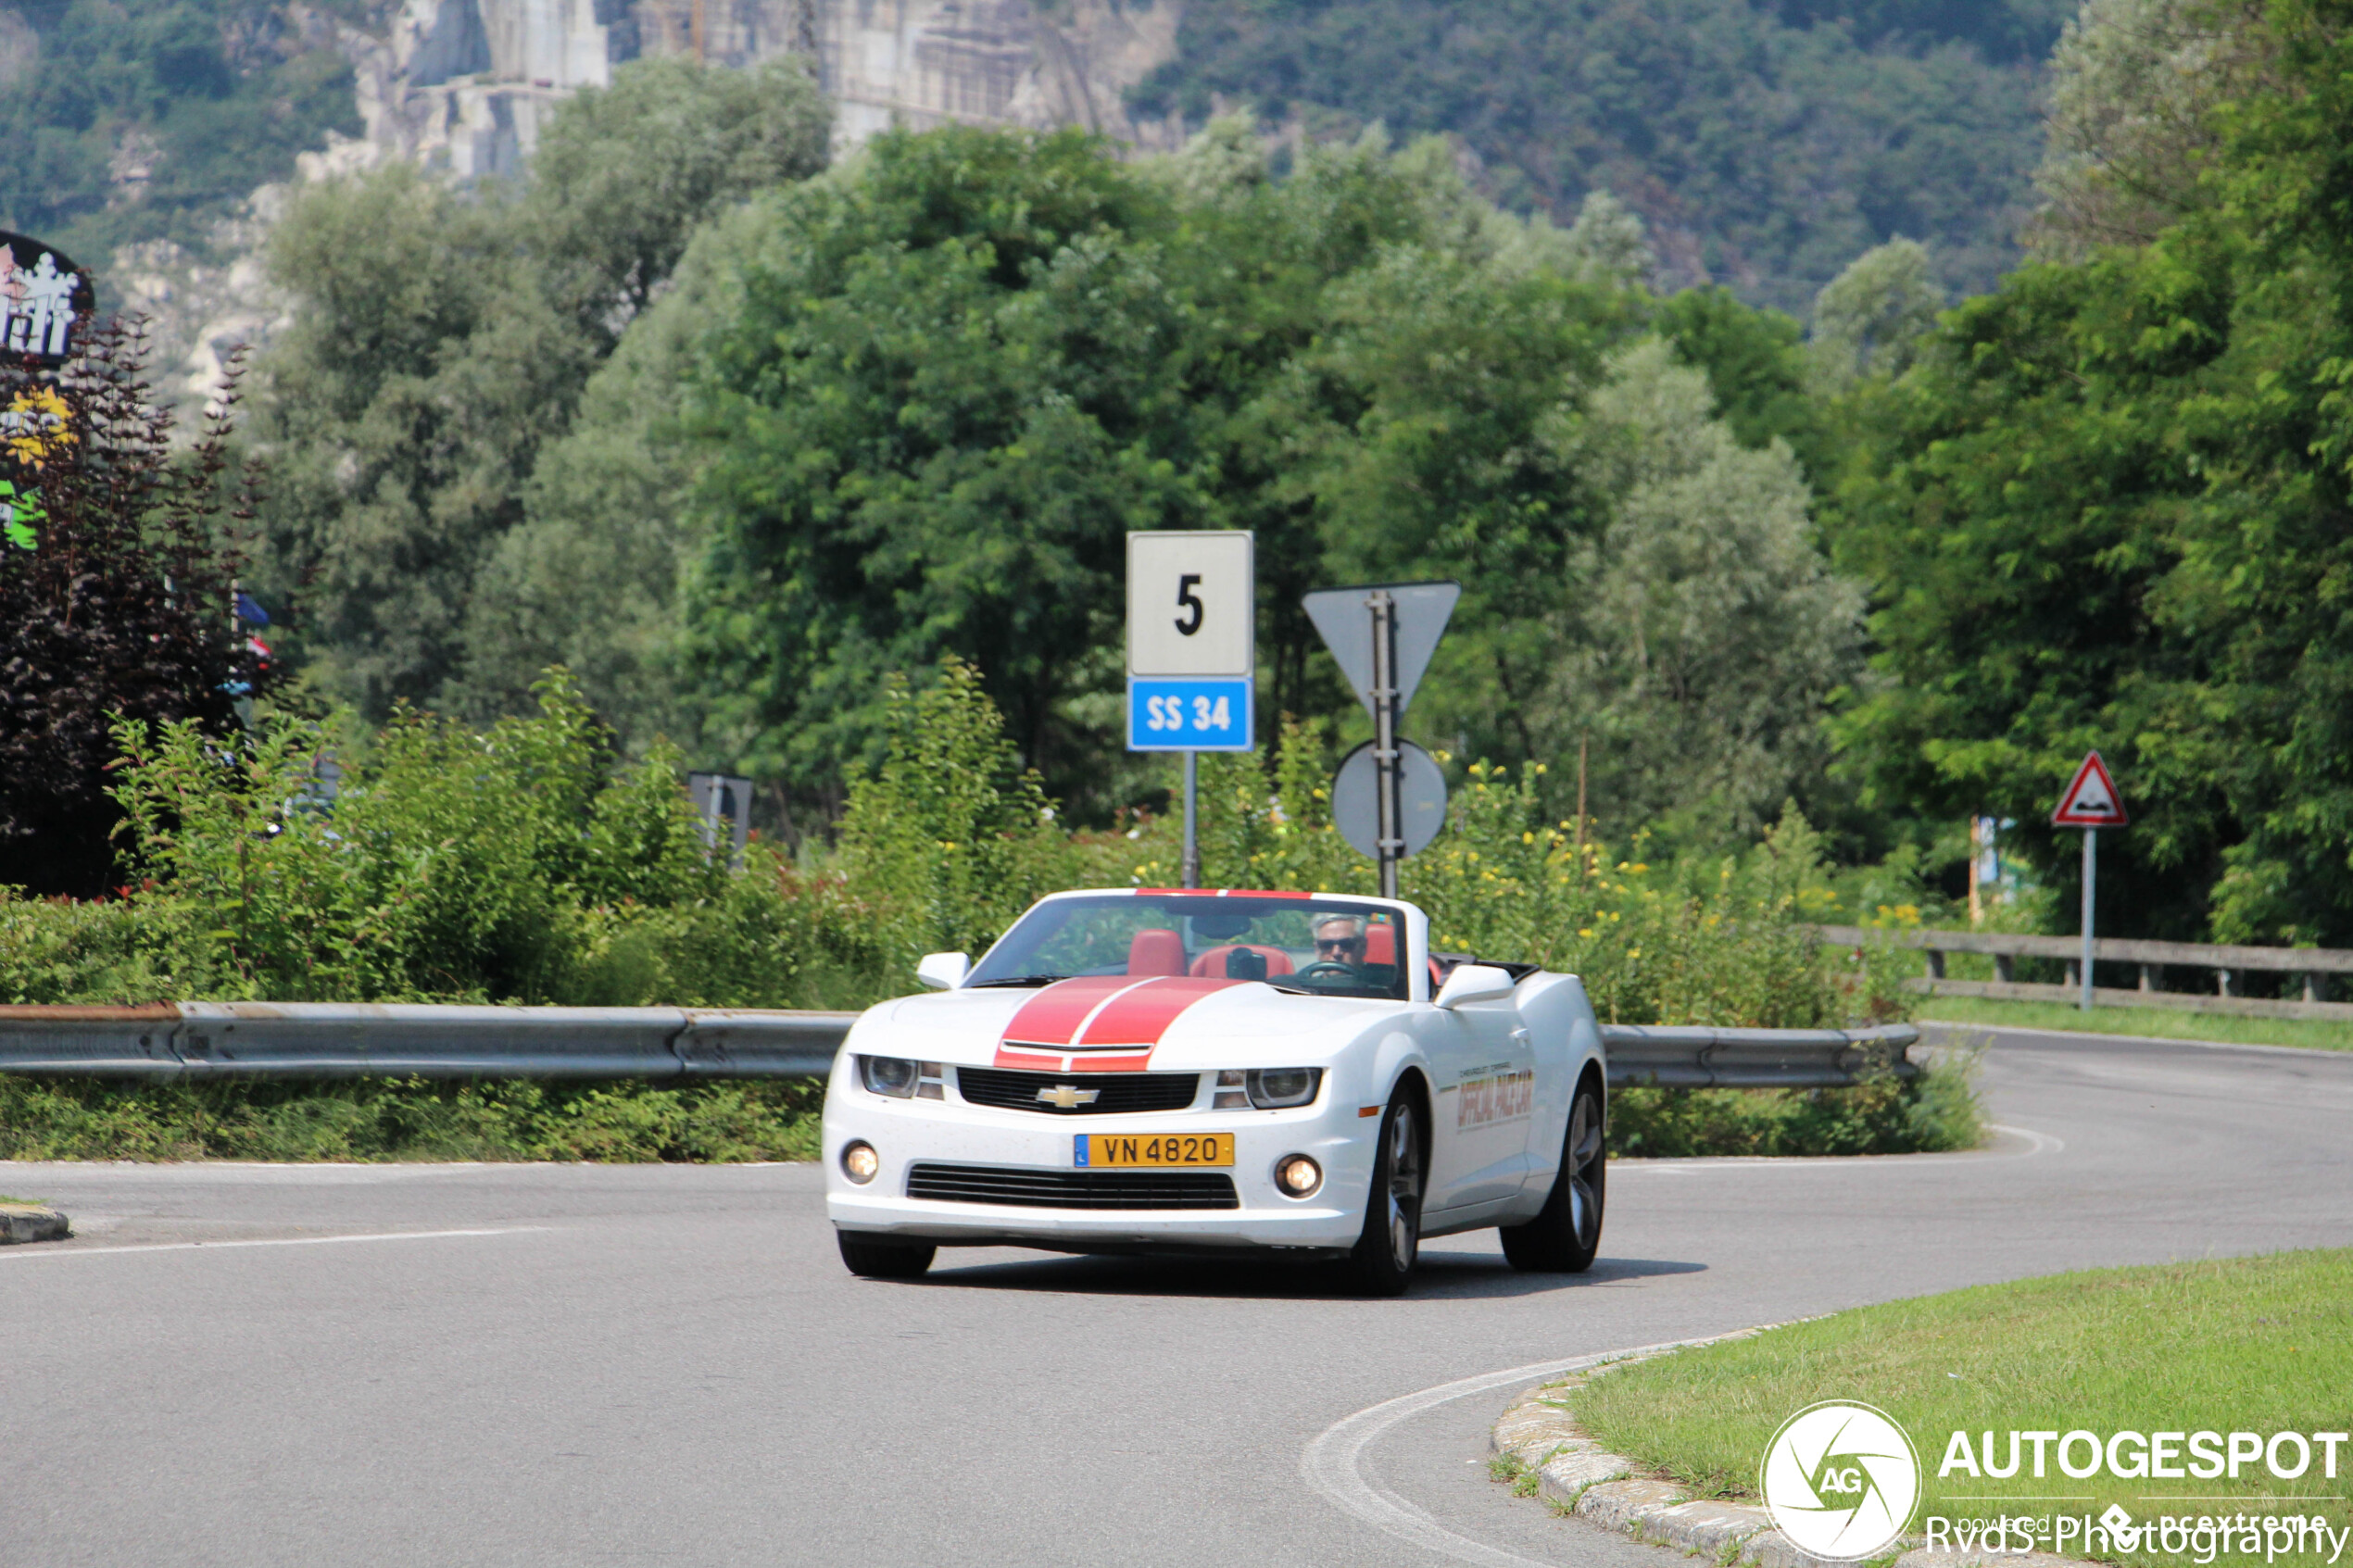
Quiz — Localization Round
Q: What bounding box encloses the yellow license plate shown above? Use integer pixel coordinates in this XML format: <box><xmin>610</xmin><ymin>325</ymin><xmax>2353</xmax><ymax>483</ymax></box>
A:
<box><xmin>1076</xmin><ymin>1132</ymin><xmax>1234</xmax><ymax>1168</ymax></box>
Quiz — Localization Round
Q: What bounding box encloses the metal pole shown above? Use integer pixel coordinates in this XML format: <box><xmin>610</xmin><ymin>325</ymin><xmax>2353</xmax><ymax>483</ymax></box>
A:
<box><xmin>1369</xmin><ymin>590</ymin><xmax>1401</xmax><ymax>898</ymax></box>
<box><xmin>2081</xmin><ymin>827</ymin><xmax>2096</xmax><ymax>1011</ymax></box>
<box><xmin>1181</xmin><ymin>750</ymin><xmax>1200</xmax><ymax>890</ymax></box>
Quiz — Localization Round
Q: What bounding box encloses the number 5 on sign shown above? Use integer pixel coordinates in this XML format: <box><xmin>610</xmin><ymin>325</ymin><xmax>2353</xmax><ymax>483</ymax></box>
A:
<box><xmin>1128</xmin><ymin>533</ymin><xmax>1252</xmax><ymax>680</ymax></box>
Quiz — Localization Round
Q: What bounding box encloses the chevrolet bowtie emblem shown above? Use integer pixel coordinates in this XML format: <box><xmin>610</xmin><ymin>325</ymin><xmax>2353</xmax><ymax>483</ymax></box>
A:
<box><xmin>1036</xmin><ymin>1083</ymin><xmax>1100</xmax><ymax>1110</ymax></box>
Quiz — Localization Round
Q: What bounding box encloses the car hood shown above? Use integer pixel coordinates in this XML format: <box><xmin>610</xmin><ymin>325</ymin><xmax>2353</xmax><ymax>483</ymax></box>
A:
<box><xmin>850</xmin><ymin>975</ymin><xmax>1399</xmax><ymax>1072</ymax></box>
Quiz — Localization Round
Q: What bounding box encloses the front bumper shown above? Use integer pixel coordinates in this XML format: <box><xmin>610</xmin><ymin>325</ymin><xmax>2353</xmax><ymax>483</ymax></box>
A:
<box><xmin>823</xmin><ymin>1075</ymin><xmax>1374</xmax><ymax>1252</ymax></box>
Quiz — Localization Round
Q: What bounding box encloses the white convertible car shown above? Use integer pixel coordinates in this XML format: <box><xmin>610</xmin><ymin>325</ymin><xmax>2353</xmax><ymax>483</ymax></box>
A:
<box><xmin>822</xmin><ymin>888</ymin><xmax>1608</xmax><ymax>1294</ymax></box>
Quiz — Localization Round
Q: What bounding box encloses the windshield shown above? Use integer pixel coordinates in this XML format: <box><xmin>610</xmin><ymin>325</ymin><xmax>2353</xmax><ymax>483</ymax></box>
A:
<box><xmin>965</xmin><ymin>895</ymin><xmax>1410</xmax><ymax>1000</ymax></box>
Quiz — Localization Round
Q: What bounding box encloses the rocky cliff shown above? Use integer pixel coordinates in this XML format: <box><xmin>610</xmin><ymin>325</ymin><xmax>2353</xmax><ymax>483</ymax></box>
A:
<box><xmin>348</xmin><ymin>0</ymin><xmax>1182</xmax><ymax>176</ymax></box>
<box><xmin>123</xmin><ymin>0</ymin><xmax>1180</xmax><ymax>417</ymax></box>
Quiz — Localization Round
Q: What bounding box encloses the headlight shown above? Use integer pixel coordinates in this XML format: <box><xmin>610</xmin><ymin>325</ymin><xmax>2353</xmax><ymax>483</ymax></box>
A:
<box><xmin>841</xmin><ymin>1140</ymin><xmax>879</xmax><ymax>1183</ymax></box>
<box><xmin>1247</xmin><ymin>1067</ymin><xmax>1322</xmax><ymax>1109</ymax></box>
<box><xmin>1274</xmin><ymin>1154</ymin><xmax>1322</xmax><ymax>1198</ymax></box>
<box><xmin>859</xmin><ymin>1057</ymin><xmax>945</xmax><ymax>1098</ymax></box>
<box><xmin>861</xmin><ymin>1056</ymin><xmax>918</xmax><ymax>1097</ymax></box>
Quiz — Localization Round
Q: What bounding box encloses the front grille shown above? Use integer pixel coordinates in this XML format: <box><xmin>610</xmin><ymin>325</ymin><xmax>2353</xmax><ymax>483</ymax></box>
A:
<box><xmin>955</xmin><ymin>1066</ymin><xmax>1201</xmax><ymax>1115</ymax></box>
<box><xmin>906</xmin><ymin>1162</ymin><xmax>1240</xmax><ymax>1210</ymax></box>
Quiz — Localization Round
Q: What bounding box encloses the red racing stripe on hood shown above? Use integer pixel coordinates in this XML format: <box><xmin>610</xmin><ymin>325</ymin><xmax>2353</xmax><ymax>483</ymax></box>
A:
<box><xmin>1073</xmin><ymin>976</ymin><xmax>1240</xmax><ymax>1047</ymax></box>
<box><xmin>996</xmin><ymin>974</ymin><xmax>1242</xmax><ymax>1071</ymax></box>
<box><xmin>999</xmin><ymin>974</ymin><xmax>1132</xmax><ymax>1048</ymax></box>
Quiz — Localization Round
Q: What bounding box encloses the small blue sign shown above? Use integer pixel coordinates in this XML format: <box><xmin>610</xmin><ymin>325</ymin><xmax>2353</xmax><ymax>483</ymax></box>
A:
<box><xmin>1075</xmin><ymin>1134</ymin><xmax>1089</xmax><ymax>1167</ymax></box>
<box><xmin>1127</xmin><ymin>678</ymin><xmax>1254</xmax><ymax>751</ymax></box>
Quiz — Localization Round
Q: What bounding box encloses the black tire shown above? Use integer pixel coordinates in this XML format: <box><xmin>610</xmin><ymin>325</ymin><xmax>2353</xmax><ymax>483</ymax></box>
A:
<box><xmin>1347</xmin><ymin>1088</ymin><xmax>1426</xmax><ymax>1296</ymax></box>
<box><xmin>837</xmin><ymin>1231</ymin><xmax>936</xmax><ymax>1279</ymax></box>
<box><xmin>1500</xmin><ymin>1072</ymin><xmax>1605</xmax><ymax>1273</ymax></box>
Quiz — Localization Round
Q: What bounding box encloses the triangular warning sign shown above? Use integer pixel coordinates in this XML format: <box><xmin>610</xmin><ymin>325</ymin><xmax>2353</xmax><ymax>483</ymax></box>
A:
<box><xmin>2053</xmin><ymin>751</ymin><xmax>2128</xmax><ymax>827</ymax></box>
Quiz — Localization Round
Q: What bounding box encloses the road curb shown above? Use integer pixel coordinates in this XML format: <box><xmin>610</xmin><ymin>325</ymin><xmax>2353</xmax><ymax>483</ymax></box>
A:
<box><xmin>1490</xmin><ymin>1371</ymin><xmax>2084</xmax><ymax>1568</ymax></box>
<box><xmin>0</xmin><ymin>1204</ymin><xmax>69</xmax><ymax>1244</ymax></box>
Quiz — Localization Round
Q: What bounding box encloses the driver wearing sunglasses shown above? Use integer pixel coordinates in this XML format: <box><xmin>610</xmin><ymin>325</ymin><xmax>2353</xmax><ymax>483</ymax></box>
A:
<box><xmin>1311</xmin><ymin>913</ymin><xmax>1368</xmax><ymax>969</ymax></box>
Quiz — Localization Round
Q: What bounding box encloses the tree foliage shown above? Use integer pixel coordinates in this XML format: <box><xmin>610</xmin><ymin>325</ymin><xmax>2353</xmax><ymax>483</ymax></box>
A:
<box><xmin>1829</xmin><ymin>0</ymin><xmax>2353</xmax><ymax>944</ymax></box>
<box><xmin>249</xmin><ymin>57</ymin><xmax>829</xmax><ymax>721</ymax></box>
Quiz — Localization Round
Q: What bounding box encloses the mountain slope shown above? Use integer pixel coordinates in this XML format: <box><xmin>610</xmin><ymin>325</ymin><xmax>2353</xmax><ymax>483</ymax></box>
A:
<box><xmin>1129</xmin><ymin>0</ymin><xmax>2065</xmax><ymax>311</ymax></box>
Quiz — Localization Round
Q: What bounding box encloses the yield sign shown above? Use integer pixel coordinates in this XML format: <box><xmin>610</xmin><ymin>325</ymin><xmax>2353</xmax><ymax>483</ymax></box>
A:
<box><xmin>2053</xmin><ymin>751</ymin><xmax>2128</xmax><ymax>827</ymax></box>
<box><xmin>1302</xmin><ymin>581</ymin><xmax>1461</xmax><ymax>719</ymax></box>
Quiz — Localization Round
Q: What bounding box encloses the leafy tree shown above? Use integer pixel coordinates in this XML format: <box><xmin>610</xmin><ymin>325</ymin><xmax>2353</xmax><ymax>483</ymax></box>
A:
<box><xmin>0</xmin><ymin>322</ymin><xmax>266</xmax><ymax>897</ymax></box>
<box><xmin>1807</xmin><ymin>237</ymin><xmax>1944</xmax><ymax>389</ymax></box>
<box><xmin>680</xmin><ymin>126</ymin><xmax>1196</xmax><ymax>805</ymax></box>
<box><xmin>1828</xmin><ymin>0</ymin><xmax>2353</xmax><ymax>945</ymax></box>
<box><xmin>250</xmin><ymin>57</ymin><xmax>828</xmax><ymax>721</ymax></box>
<box><xmin>2030</xmin><ymin>0</ymin><xmax>2276</xmax><ymax>258</ymax></box>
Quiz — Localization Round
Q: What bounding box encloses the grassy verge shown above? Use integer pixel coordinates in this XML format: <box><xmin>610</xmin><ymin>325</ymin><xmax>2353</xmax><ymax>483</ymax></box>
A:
<box><xmin>0</xmin><ymin>1059</ymin><xmax>1985</xmax><ymax>1163</ymax></box>
<box><xmin>1921</xmin><ymin>997</ymin><xmax>2353</xmax><ymax>1052</ymax></box>
<box><xmin>1567</xmin><ymin>1249</ymin><xmax>2353</xmax><ymax>1568</ymax></box>
<box><xmin>1610</xmin><ymin>1060</ymin><xmax>1984</xmax><ymax>1158</ymax></box>
<box><xmin>0</xmin><ymin>1077</ymin><xmax>824</xmax><ymax>1162</ymax></box>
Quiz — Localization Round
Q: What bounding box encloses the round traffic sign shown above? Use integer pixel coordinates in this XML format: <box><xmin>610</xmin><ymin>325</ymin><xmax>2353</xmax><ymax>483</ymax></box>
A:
<box><xmin>1332</xmin><ymin>740</ymin><xmax>1448</xmax><ymax>860</ymax></box>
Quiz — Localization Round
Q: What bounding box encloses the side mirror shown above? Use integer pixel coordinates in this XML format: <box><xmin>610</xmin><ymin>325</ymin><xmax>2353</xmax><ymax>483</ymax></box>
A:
<box><xmin>1435</xmin><ymin>963</ymin><xmax>1516</xmax><ymax>1010</ymax></box>
<box><xmin>915</xmin><ymin>952</ymin><xmax>970</xmax><ymax>991</ymax></box>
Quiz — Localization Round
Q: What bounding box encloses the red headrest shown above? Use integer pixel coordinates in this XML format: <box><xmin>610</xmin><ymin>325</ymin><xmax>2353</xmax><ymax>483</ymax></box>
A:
<box><xmin>1365</xmin><ymin>923</ymin><xmax>1397</xmax><ymax>966</ymax></box>
<box><xmin>1189</xmin><ymin>944</ymin><xmax>1296</xmax><ymax>978</ymax></box>
<box><xmin>1127</xmin><ymin>928</ymin><xmax>1187</xmax><ymax>977</ymax></box>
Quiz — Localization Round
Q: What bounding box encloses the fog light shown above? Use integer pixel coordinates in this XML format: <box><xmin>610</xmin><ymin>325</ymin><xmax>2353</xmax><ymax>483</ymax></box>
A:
<box><xmin>841</xmin><ymin>1140</ymin><xmax>879</xmax><ymax>1184</ymax></box>
<box><xmin>1275</xmin><ymin>1154</ymin><xmax>1322</xmax><ymax>1198</ymax></box>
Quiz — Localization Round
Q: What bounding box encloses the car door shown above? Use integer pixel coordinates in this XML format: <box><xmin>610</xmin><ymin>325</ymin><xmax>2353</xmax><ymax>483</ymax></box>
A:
<box><xmin>1420</xmin><ymin>993</ymin><xmax>1538</xmax><ymax>1211</ymax></box>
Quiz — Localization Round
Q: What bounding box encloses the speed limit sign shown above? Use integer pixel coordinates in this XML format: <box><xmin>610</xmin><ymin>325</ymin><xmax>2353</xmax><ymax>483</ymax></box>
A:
<box><xmin>1127</xmin><ymin>531</ymin><xmax>1252</xmax><ymax>752</ymax></box>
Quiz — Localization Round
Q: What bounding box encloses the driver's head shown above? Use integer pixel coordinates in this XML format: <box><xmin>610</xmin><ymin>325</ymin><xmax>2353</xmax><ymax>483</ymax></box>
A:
<box><xmin>1312</xmin><ymin>913</ymin><xmax>1367</xmax><ymax>965</ymax></box>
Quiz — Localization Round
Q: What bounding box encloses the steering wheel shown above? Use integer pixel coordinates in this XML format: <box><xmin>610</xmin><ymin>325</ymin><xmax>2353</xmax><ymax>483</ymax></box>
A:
<box><xmin>1294</xmin><ymin>960</ymin><xmax>1358</xmax><ymax>982</ymax></box>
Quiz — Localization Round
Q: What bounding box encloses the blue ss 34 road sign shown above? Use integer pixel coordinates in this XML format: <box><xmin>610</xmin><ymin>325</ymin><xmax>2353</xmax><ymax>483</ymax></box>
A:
<box><xmin>1127</xmin><ymin>678</ymin><xmax>1254</xmax><ymax>751</ymax></box>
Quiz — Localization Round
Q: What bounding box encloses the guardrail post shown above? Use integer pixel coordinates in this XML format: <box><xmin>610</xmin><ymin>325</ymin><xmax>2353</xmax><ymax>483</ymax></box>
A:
<box><xmin>1924</xmin><ymin>949</ymin><xmax>1945</xmax><ymax>980</ymax></box>
<box><xmin>2063</xmin><ymin>960</ymin><xmax>2080</xmax><ymax>991</ymax></box>
<box><xmin>2217</xmin><ymin>968</ymin><xmax>2236</xmax><ymax>997</ymax></box>
<box><xmin>1994</xmin><ymin>953</ymin><xmax>2015</xmax><ymax>984</ymax></box>
<box><xmin>2304</xmin><ymin>972</ymin><xmax>2326</xmax><ymax>1004</ymax></box>
<box><xmin>2139</xmin><ymin>963</ymin><xmax>2156</xmax><ymax>993</ymax></box>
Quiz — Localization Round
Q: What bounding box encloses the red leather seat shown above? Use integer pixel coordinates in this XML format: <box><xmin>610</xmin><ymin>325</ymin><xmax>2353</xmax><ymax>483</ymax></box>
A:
<box><xmin>1190</xmin><ymin>944</ymin><xmax>1296</xmax><ymax>978</ymax></box>
<box><xmin>1365</xmin><ymin>923</ymin><xmax>1397</xmax><ymax>966</ymax></box>
<box><xmin>1127</xmin><ymin>928</ymin><xmax>1188</xmax><ymax>976</ymax></box>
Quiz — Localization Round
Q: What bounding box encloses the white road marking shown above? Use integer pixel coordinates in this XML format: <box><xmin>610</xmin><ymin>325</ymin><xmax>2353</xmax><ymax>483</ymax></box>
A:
<box><xmin>0</xmin><ymin>1226</ymin><xmax>551</xmax><ymax>1261</ymax></box>
<box><xmin>1615</xmin><ymin>1122</ymin><xmax>2061</xmax><ymax>1171</ymax></box>
<box><xmin>1301</xmin><ymin>1331</ymin><xmax>1754</xmax><ymax>1567</ymax></box>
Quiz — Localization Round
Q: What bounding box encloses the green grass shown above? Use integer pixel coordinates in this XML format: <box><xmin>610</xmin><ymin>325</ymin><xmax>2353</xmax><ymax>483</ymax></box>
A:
<box><xmin>0</xmin><ymin>1195</ymin><xmax>43</xmax><ymax>1206</ymax></box>
<box><xmin>1921</xmin><ymin>997</ymin><xmax>2353</xmax><ymax>1052</ymax></box>
<box><xmin>1568</xmin><ymin>1250</ymin><xmax>2353</xmax><ymax>1568</ymax></box>
<box><xmin>0</xmin><ymin>1077</ymin><xmax>824</xmax><ymax>1162</ymax></box>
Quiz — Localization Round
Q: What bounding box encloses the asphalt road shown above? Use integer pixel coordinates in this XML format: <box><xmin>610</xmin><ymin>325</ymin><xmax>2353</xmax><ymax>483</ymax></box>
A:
<box><xmin>1</xmin><ymin>1024</ymin><xmax>2347</xmax><ymax>1568</ymax></box>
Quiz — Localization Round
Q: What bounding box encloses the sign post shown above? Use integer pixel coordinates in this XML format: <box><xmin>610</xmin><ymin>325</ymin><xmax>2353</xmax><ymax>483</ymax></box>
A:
<box><xmin>1302</xmin><ymin>581</ymin><xmax>1460</xmax><ymax>897</ymax></box>
<box><xmin>1127</xmin><ymin>531</ymin><xmax>1255</xmax><ymax>888</ymax></box>
<box><xmin>2052</xmin><ymin>751</ymin><xmax>2129</xmax><ymax>1010</ymax></box>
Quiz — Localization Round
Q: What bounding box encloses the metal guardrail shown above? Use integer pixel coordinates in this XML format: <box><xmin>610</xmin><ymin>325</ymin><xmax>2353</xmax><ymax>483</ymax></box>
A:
<box><xmin>0</xmin><ymin>1004</ymin><xmax>848</xmax><ymax>1080</ymax></box>
<box><xmin>0</xmin><ymin>1004</ymin><xmax>1916</xmax><ymax>1088</ymax></box>
<box><xmin>1599</xmin><ymin>1022</ymin><xmax>1919</xmax><ymax>1088</ymax></box>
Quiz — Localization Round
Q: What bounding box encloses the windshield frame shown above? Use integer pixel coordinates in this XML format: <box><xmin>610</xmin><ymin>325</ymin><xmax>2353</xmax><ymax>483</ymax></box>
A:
<box><xmin>963</xmin><ymin>890</ymin><xmax>1428</xmax><ymax>1002</ymax></box>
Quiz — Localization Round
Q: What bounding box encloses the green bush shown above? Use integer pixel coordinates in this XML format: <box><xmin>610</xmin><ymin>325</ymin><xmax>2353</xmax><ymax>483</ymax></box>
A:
<box><xmin>0</xmin><ymin>1076</ymin><xmax>821</xmax><ymax>1162</ymax></box>
<box><xmin>1608</xmin><ymin>1056</ymin><xmax>1982</xmax><ymax>1159</ymax></box>
<box><xmin>0</xmin><ymin>659</ymin><xmax>1972</xmax><ymax>1163</ymax></box>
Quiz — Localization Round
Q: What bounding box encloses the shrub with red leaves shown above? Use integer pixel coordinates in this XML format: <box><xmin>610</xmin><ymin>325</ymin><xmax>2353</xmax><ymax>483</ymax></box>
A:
<box><xmin>0</xmin><ymin>320</ymin><xmax>269</xmax><ymax>897</ymax></box>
